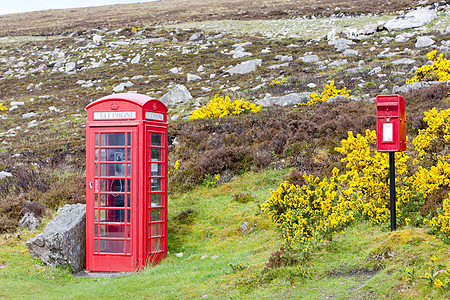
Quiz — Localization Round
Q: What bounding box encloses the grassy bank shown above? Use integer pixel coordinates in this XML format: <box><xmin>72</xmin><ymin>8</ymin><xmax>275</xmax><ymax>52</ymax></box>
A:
<box><xmin>0</xmin><ymin>168</ymin><xmax>449</xmax><ymax>299</ymax></box>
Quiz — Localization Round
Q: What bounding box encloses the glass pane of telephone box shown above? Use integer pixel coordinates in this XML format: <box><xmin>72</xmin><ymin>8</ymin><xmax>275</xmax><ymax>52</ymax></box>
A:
<box><xmin>100</xmin><ymin>240</ymin><xmax>125</xmax><ymax>254</ymax></box>
<box><xmin>101</xmin><ymin>164</ymin><xmax>125</xmax><ymax>177</ymax></box>
<box><xmin>101</xmin><ymin>149</ymin><xmax>125</xmax><ymax>162</ymax></box>
<box><xmin>150</xmin><ymin>163</ymin><xmax>162</xmax><ymax>177</ymax></box>
<box><xmin>150</xmin><ymin>208</ymin><xmax>162</xmax><ymax>222</ymax></box>
<box><xmin>99</xmin><ymin>224</ymin><xmax>125</xmax><ymax>238</ymax></box>
<box><xmin>149</xmin><ymin>193</ymin><xmax>162</xmax><ymax>207</ymax></box>
<box><xmin>150</xmin><ymin>238</ymin><xmax>163</xmax><ymax>252</ymax></box>
<box><xmin>151</xmin><ymin>133</ymin><xmax>162</xmax><ymax>147</ymax></box>
<box><xmin>151</xmin><ymin>148</ymin><xmax>162</xmax><ymax>162</ymax></box>
<box><xmin>101</xmin><ymin>133</ymin><xmax>125</xmax><ymax>146</ymax></box>
<box><xmin>150</xmin><ymin>178</ymin><xmax>162</xmax><ymax>192</ymax></box>
<box><xmin>149</xmin><ymin>223</ymin><xmax>163</xmax><ymax>237</ymax></box>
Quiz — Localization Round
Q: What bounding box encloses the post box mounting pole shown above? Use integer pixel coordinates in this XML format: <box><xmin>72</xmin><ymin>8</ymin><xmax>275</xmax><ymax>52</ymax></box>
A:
<box><xmin>389</xmin><ymin>152</ymin><xmax>396</xmax><ymax>231</ymax></box>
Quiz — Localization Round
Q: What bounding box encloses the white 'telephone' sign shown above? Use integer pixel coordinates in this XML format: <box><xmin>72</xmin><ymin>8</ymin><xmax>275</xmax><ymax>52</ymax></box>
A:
<box><xmin>145</xmin><ymin>111</ymin><xmax>164</xmax><ymax>121</ymax></box>
<box><xmin>383</xmin><ymin>123</ymin><xmax>393</xmax><ymax>142</ymax></box>
<box><xmin>94</xmin><ymin>111</ymin><xmax>136</xmax><ymax>120</ymax></box>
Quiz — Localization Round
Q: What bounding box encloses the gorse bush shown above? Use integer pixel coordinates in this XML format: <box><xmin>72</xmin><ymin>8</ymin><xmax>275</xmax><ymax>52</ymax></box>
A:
<box><xmin>262</xmin><ymin>107</ymin><xmax>450</xmax><ymax>253</ymax></box>
<box><xmin>300</xmin><ymin>80</ymin><xmax>352</xmax><ymax>106</ymax></box>
<box><xmin>407</xmin><ymin>51</ymin><xmax>450</xmax><ymax>83</ymax></box>
<box><xmin>190</xmin><ymin>94</ymin><xmax>262</xmax><ymax>119</ymax></box>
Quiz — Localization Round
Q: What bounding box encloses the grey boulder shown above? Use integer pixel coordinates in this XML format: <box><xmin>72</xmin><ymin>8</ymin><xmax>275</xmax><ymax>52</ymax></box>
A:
<box><xmin>256</xmin><ymin>92</ymin><xmax>310</xmax><ymax>107</ymax></box>
<box><xmin>160</xmin><ymin>84</ymin><xmax>193</xmax><ymax>106</ymax></box>
<box><xmin>26</xmin><ymin>204</ymin><xmax>86</xmax><ymax>272</ymax></box>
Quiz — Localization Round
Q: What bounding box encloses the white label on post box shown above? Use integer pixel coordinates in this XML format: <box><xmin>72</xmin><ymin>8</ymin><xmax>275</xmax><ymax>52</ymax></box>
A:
<box><xmin>383</xmin><ymin>123</ymin><xmax>393</xmax><ymax>142</ymax></box>
<box><xmin>94</xmin><ymin>111</ymin><xmax>136</xmax><ymax>120</ymax></box>
<box><xmin>145</xmin><ymin>112</ymin><xmax>164</xmax><ymax>121</ymax></box>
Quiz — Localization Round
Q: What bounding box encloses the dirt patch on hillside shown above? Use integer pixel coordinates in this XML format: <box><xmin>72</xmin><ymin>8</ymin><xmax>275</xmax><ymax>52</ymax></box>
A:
<box><xmin>0</xmin><ymin>0</ymin><xmax>441</xmax><ymax>36</ymax></box>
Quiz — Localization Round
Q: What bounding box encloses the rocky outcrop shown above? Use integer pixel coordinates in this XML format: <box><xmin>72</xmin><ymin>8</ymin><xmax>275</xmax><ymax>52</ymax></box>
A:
<box><xmin>384</xmin><ymin>8</ymin><xmax>437</xmax><ymax>31</ymax></box>
<box><xmin>26</xmin><ymin>204</ymin><xmax>86</xmax><ymax>272</ymax></box>
<box><xmin>160</xmin><ymin>84</ymin><xmax>193</xmax><ymax>106</ymax></box>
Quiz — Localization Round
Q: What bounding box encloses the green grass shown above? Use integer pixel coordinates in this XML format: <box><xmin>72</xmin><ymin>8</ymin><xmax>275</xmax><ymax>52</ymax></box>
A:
<box><xmin>1</xmin><ymin>168</ymin><xmax>450</xmax><ymax>299</ymax></box>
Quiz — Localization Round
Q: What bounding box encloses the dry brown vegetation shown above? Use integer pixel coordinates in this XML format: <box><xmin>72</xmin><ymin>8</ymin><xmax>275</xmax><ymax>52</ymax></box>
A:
<box><xmin>0</xmin><ymin>0</ymin><xmax>442</xmax><ymax>36</ymax></box>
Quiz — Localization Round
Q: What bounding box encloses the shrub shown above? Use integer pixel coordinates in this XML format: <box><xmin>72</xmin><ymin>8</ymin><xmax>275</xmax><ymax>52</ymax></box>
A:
<box><xmin>407</xmin><ymin>51</ymin><xmax>450</xmax><ymax>83</ymax></box>
<box><xmin>190</xmin><ymin>94</ymin><xmax>262</xmax><ymax>119</ymax></box>
<box><xmin>300</xmin><ymin>80</ymin><xmax>352</xmax><ymax>106</ymax></box>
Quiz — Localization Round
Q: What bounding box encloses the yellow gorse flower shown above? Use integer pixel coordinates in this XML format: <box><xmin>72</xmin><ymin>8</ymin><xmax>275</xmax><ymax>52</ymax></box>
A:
<box><xmin>300</xmin><ymin>80</ymin><xmax>351</xmax><ymax>106</ymax></box>
<box><xmin>407</xmin><ymin>50</ymin><xmax>450</xmax><ymax>83</ymax></box>
<box><xmin>190</xmin><ymin>94</ymin><xmax>262</xmax><ymax>119</ymax></box>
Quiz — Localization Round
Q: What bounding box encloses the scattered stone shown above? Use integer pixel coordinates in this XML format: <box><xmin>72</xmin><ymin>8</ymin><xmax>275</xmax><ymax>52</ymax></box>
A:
<box><xmin>169</xmin><ymin>67</ymin><xmax>181</xmax><ymax>74</ymax></box>
<box><xmin>384</xmin><ymin>7</ymin><xmax>437</xmax><ymax>31</ymax></box>
<box><xmin>0</xmin><ymin>171</ymin><xmax>12</xmax><ymax>179</ymax></box>
<box><xmin>241</xmin><ymin>221</ymin><xmax>249</xmax><ymax>233</ymax></box>
<box><xmin>22</xmin><ymin>112</ymin><xmax>38</xmax><ymax>119</ymax></box>
<box><xmin>307</xmin><ymin>83</ymin><xmax>316</xmax><ymax>88</ymax></box>
<box><xmin>369</xmin><ymin>67</ymin><xmax>382</xmax><ymax>75</ymax></box>
<box><xmin>256</xmin><ymin>92</ymin><xmax>310</xmax><ymax>107</ymax></box>
<box><xmin>415</xmin><ymin>36</ymin><xmax>435</xmax><ymax>48</ymax></box>
<box><xmin>226</xmin><ymin>59</ymin><xmax>262</xmax><ymax>75</ymax></box>
<box><xmin>275</xmin><ymin>55</ymin><xmax>293</xmax><ymax>62</ymax></box>
<box><xmin>189</xmin><ymin>32</ymin><xmax>202</xmax><ymax>41</ymax></box>
<box><xmin>328</xmin><ymin>59</ymin><xmax>348</xmax><ymax>67</ymax></box>
<box><xmin>175</xmin><ymin>252</ymin><xmax>183</xmax><ymax>258</ymax></box>
<box><xmin>130</xmin><ymin>54</ymin><xmax>141</xmax><ymax>64</ymax></box>
<box><xmin>393</xmin><ymin>81</ymin><xmax>450</xmax><ymax>94</ymax></box>
<box><xmin>160</xmin><ymin>84</ymin><xmax>193</xmax><ymax>106</ymax></box>
<box><xmin>343</xmin><ymin>49</ymin><xmax>359</xmax><ymax>56</ymax></box>
<box><xmin>65</xmin><ymin>62</ymin><xmax>76</xmax><ymax>72</ymax></box>
<box><xmin>300</xmin><ymin>55</ymin><xmax>319</xmax><ymax>63</ymax></box>
<box><xmin>327</xmin><ymin>95</ymin><xmax>362</xmax><ymax>102</ymax></box>
<box><xmin>26</xmin><ymin>204</ymin><xmax>86</xmax><ymax>272</ymax></box>
<box><xmin>359</xmin><ymin>24</ymin><xmax>378</xmax><ymax>35</ymax></box>
<box><xmin>268</xmin><ymin>63</ymin><xmax>289</xmax><ymax>69</ymax></box>
<box><xmin>330</xmin><ymin>38</ymin><xmax>355</xmax><ymax>51</ymax></box>
<box><xmin>187</xmin><ymin>73</ymin><xmax>202</xmax><ymax>82</ymax></box>
<box><xmin>392</xmin><ymin>58</ymin><xmax>416</xmax><ymax>65</ymax></box>
<box><xmin>197</xmin><ymin>65</ymin><xmax>205</xmax><ymax>72</ymax></box>
<box><xmin>92</xmin><ymin>34</ymin><xmax>103</xmax><ymax>44</ymax></box>
<box><xmin>19</xmin><ymin>212</ymin><xmax>40</xmax><ymax>230</ymax></box>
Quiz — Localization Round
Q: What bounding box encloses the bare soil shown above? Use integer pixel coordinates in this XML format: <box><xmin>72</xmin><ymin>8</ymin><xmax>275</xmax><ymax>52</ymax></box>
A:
<box><xmin>0</xmin><ymin>0</ymin><xmax>442</xmax><ymax>36</ymax></box>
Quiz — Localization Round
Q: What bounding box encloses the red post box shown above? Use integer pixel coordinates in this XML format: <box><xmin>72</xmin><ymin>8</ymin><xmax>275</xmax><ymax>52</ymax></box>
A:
<box><xmin>376</xmin><ymin>95</ymin><xmax>406</xmax><ymax>152</ymax></box>
<box><xmin>85</xmin><ymin>93</ymin><xmax>168</xmax><ymax>272</ymax></box>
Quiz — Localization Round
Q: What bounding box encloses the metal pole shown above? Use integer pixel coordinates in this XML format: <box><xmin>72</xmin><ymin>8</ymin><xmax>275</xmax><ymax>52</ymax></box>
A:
<box><xmin>389</xmin><ymin>152</ymin><xmax>396</xmax><ymax>231</ymax></box>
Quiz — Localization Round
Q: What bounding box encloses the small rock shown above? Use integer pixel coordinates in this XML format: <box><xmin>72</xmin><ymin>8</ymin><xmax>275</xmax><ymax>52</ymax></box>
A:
<box><xmin>392</xmin><ymin>58</ymin><xmax>416</xmax><ymax>65</ymax></box>
<box><xmin>189</xmin><ymin>32</ymin><xmax>202</xmax><ymax>41</ymax></box>
<box><xmin>187</xmin><ymin>73</ymin><xmax>202</xmax><ymax>82</ymax></box>
<box><xmin>343</xmin><ymin>49</ymin><xmax>359</xmax><ymax>56</ymax></box>
<box><xmin>130</xmin><ymin>54</ymin><xmax>141</xmax><ymax>64</ymax></box>
<box><xmin>415</xmin><ymin>36</ymin><xmax>435</xmax><ymax>48</ymax></box>
<box><xmin>175</xmin><ymin>252</ymin><xmax>183</xmax><ymax>258</ymax></box>
<box><xmin>169</xmin><ymin>67</ymin><xmax>181</xmax><ymax>74</ymax></box>
<box><xmin>65</xmin><ymin>62</ymin><xmax>76</xmax><ymax>72</ymax></box>
<box><xmin>369</xmin><ymin>67</ymin><xmax>382</xmax><ymax>75</ymax></box>
<box><xmin>300</xmin><ymin>55</ymin><xmax>319</xmax><ymax>63</ymax></box>
<box><xmin>226</xmin><ymin>59</ymin><xmax>262</xmax><ymax>75</ymax></box>
<box><xmin>160</xmin><ymin>84</ymin><xmax>193</xmax><ymax>106</ymax></box>
<box><xmin>307</xmin><ymin>83</ymin><xmax>316</xmax><ymax>88</ymax></box>
<box><xmin>93</xmin><ymin>34</ymin><xmax>103</xmax><ymax>44</ymax></box>
<box><xmin>19</xmin><ymin>212</ymin><xmax>40</xmax><ymax>230</ymax></box>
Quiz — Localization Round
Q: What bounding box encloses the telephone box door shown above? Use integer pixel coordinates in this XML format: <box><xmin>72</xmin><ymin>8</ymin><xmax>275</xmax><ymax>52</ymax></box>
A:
<box><xmin>146</xmin><ymin>127</ymin><xmax>168</xmax><ymax>264</ymax></box>
<box><xmin>86</xmin><ymin>126</ymin><xmax>138</xmax><ymax>272</ymax></box>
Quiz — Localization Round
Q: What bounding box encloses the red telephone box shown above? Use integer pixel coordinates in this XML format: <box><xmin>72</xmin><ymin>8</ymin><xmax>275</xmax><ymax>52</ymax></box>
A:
<box><xmin>376</xmin><ymin>95</ymin><xmax>406</xmax><ymax>152</ymax></box>
<box><xmin>85</xmin><ymin>93</ymin><xmax>168</xmax><ymax>272</ymax></box>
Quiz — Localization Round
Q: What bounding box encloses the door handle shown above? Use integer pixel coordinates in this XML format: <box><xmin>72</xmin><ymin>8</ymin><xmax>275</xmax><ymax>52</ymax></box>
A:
<box><xmin>89</xmin><ymin>181</ymin><xmax>93</xmax><ymax>189</ymax></box>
